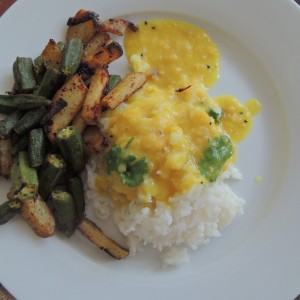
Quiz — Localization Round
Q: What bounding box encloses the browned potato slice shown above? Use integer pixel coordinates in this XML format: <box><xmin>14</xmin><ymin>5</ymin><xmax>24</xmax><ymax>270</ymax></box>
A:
<box><xmin>0</xmin><ymin>138</ymin><xmax>12</xmax><ymax>179</ymax></box>
<box><xmin>83</xmin><ymin>126</ymin><xmax>108</xmax><ymax>154</ymax></box>
<box><xmin>99</xmin><ymin>18</ymin><xmax>138</xmax><ymax>36</ymax></box>
<box><xmin>81</xmin><ymin>66</ymin><xmax>109</xmax><ymax>125</ymax></box>
<box><xmin>21</xmin><ymin>195</ymin><xmax>55</xmax><ymax>238</ymax></box>
<box><xmin>77</xmin><ymin>217</ymin><xmax>129</xmax><ymax>259</ymax></box>
<box><xmin>42</xmin><ymin>39</ymin><xmax>62</xmax><ymax>70</ymax></box>
<box><xmin>102</xmin><ymin>72</ymin><xmax>146</xmax><ymax>110</ymax></box>
<box><xmin>82</xmin><ymin>40</ymin><xmax>123</xmax><ymax>70</ymax></box>
<box><xmin>72</xmin><ymin>110</ymin><xmax>87</xmax><ymax>134</ymax></box>
<box><xmin>67</xmin><ymin>9</ymin><xmax>99</xmax><ymax>26</ymax></box>
<box><xmin>66</xmin><ymin>20</ymin><xmax>99</xmax><ymax>44</ymax></box>
<box><xmin>83</xmin><ymin>31</ymin><xmax>110</xmax><ymax>58</ymax></box>
<box><xmin>43</xmin><ymin>74</ymin><xmax>88</xmax><ymax>143</ymax></box>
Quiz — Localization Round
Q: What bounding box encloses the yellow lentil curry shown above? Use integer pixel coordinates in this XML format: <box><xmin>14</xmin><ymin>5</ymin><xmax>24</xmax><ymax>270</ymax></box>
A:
<box><xmin>95</xmin><ymin>19</ymin><xmax>261</xmax><ymax>205</ymax></box>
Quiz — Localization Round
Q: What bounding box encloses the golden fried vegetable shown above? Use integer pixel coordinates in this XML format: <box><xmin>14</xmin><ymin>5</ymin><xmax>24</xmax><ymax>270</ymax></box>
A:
<box><xmin>66</xmin><ymin>20</ymin><xmax>99</xmax><ymax>44</ymax></box>
<box><xmin>82</xmin><ymin>40</ymin><xmax>123</xmax><ymax>70</ymax></box>
<box><xmin>43</xmin><ymin>74</ymin><xmax>88</xmax><ymax>143</ymax></box>
<box><xmin>72</xmin><ymin>110</ymin><xmax>87</xmax><ymax>134</ymax></box>
<box><xmin>21</xmin><ymin>195</ymin><xmax>55</xmax><ymax>238</ymax></box>
<box><xmin>77</xmin><ymin>217</ymin><xmax>129</xmax><ymax>259</ymax></box>
<box><xmin>42</xmin><ymin>39</ymin><xmax>62</xmax><ymax>70</ymax></box>
<box><xmin>102</xmin><ymin>72</ymin><xmax>146</xmax><ymax>109</ymax></box>
<box><xmin>99</xmin><ymin>18</ymin><xmax>138</xmax><ymax>36</ymax></box>
<box><xmin>67</xmin><ymin>9</ymin><xmax>99</xmax><ymax>26</ymax></box>
<box><xmin>83</xmin><ymin>126</ymin><xmax>108</xmax><ymax>155</ymax></box>
<box><xmin>81</xmin><ymin>66</ymin><xmax>109</xmax><ymax>125</ymax></box>
<box><xmin>66</xmin><ymin>10</ymin><xmax>100</xmax><ymax>44</ymax></box>
<box><xmin>82</xmin><ymin>31</ymin><xmax>110</xmax><ymax>58</ymax></box>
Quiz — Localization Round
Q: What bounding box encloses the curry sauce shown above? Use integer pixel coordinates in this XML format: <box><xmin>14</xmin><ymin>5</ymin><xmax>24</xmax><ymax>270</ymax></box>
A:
<box><xmin>95</xmin><ymin>19</ymin><xmax>261</xmax><ymax>205</ymax></box>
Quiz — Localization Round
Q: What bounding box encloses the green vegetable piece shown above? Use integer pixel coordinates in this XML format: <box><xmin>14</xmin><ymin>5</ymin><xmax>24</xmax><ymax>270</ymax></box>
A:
<box><xmin>0</xmin><ymin>94</ymin><xmax>50</xmax><ymax>111</ymax></box>
<box><xmin>57</xmin><ymin>41</ymin><xmax>65</xmax><ymax>52</ymax></box>
<box><xmin>34</xmin><ymin>67</ymin><xmax>64</xmax><ymax>98</ymax></box>
<box><xmin>13</xmin><ymin>57</ymin><xmax>37</xmax><ymax>93</ymax></box>
<box><xmin>120</xmin><ymin>157</ymin><xmax>148</xmax><ymax>187</ymax></box>
<box><xmin>14</xmin><ymin>151</ymin><xmax>39</xmax><ymax>200</ymax></box>
<box><xmin>33</xmin><ymin>55</ymin><xmax>46</xmax><ymax>81</ymax></box>
<box><xmin>67</xmin><ymin>177</ymin><xmax>85</xmax><ymax>223</ymax></box>
<box><xmin>0</xmin><ymin>199</ymin><xmax>23</xmax><ymax>225</ymax></box>
<box><xmin>11</xmin><ymin>156</ymin><xmax>22</xmax><ymax>191</ymax></box>
<box><xmin>61</xmin><ymin>38</ymin><xmax>83</xmax><ymax>76</ymax></box>
<box><xmin>199</xmin><ymin>135</ymin><xmax>233</xmax><ymax>182</ymax></box>
<box><xmin>28</xmin><ymin>128</ymin><xmax>46</xmax><ymax>167</ymax></box>
<box><xmin>56</xmin><ymin>126</ymin><xmax>84</xmax><ymax>173</ymax></box>
<box><xmin>38</xmin><ymin>154</ymin><xmax>66</xmax><ymax>199</ymax></box>
<box><xmin>0</xmin><ymin>110</ymin><xmax>24</xmax><ymax>137</ymax></box>
<box><xmin>50</xmin><ymin>189</ymin><xmax>76</xmax><ymax>237</ymax></box>
<box><xmin>13</xmin><ymin>106</ymin><xmax>47</xmax><ymax>135</ymax></box>
<box><xmin>11</xmin><ymin>133</ymin><xmax>29</xmax><ymax>155</ymax></box>
<box><xmin>208</xmin><ymin>107</ymin><xmax>224</xmax><ymax>124</ymax></box>
<box><xmin>107</xmin><ymin>74</ymin><xmax>121</xmax><ymax>93</ymax></box>
<box><xmin>104</xmin><ymin>138</ymin><xmax>148</xmax><ymax>187</ymax></box>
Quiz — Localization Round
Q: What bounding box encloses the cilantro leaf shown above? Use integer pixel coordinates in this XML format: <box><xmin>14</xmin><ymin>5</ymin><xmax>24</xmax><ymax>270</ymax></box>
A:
<box><xmin>120</xmin><ymin>157</ymin><xmax>148</xmax><ymax>187</ymax></box>
<box><xmin>103</xmin><ymin>138</ymin><xmax>148</xmax><ymax>187</ymax></box>
<box><xmin>208</xmin><ymin>107</ymin><xmax>224</xmax><ymax>124</ymax></box>
<box><xmin>199</xmin><ymin>135</ymin><xmax>233</xmax><ymax>182</ymax></box>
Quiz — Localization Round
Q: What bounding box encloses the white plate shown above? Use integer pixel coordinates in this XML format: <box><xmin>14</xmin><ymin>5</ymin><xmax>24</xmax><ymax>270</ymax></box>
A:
<box><xmin>0</xmin><ymin>0</ymin><xmax>299</xmax><ymax>299</ymax></box>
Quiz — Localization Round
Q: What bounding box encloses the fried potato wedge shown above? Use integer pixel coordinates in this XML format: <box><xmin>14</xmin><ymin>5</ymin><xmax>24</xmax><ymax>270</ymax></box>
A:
<box><xmin>82</xmin><ymin>31</ymin><xmax>110</xmax><ymax>58</ymax></box>
<box><xmin>42</xmin><ymin>39</ymin><xmax>62</xmax><ymax>70</ymax></box>
<box><xmin>66</xmin><ymin>20</ymin><xmax>99</xmax><ymax>44</ymax></box>
<box><xmin>82</xmin><ymin>40</ymin><xmax>123</xmax><ymax>70</ymax></box>
<box><xmin>83</xmin><ymin>126</ymin><xmax>108</xmax><ymax>155</ymax></box>
<box><xmin>43</xmin><ymin>74</ymin><xmax>88</xmax><ymax>143</ymax></box>
<box><xmin>99</xmin><ymin>18</ymin><xmax>138</xmax><ymax>36</ymax></box>
<box><xmin>81</xmin><ymin>66</ymin><xmax>109</xmax><ymax>125</ymax></box>
<box><xmin>0</xmin><ymin>138</ymin><xmax>12</xmax><ymax>179</ymax></box>
<box><xmin>77</xmin><ymin>217</ymin><xmax>129</xmax><ymax>259</ymax></box>
<box><xmin>21</xmin><ymin>195</ymin><xmax>55</xmax><ymax>238</ymax></box>
<box><xmin>66</xmin><ymin>9</ymin><xmax>100</xmax><ymax>44</ymax></box>
<box><xmin>72</xmin><ymin>110</ymin><xmax>87</xmax><ymax>134</ymax></box>
<box><xmin>67</xmin><ymin>9</ymin><xmax>99</xmax><ymax>26</ymax></box>
<box><xmin>102</xmin><ymin>72</ymin><xmax>146</xmax><ymax>109</ymax></box>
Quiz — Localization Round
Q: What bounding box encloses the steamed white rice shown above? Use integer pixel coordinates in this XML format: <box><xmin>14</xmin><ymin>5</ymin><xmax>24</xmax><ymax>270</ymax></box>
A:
<box><xmin>85</xmin><ymin>156</ymin><xmax>245</xmax><ymax>266</ymax></box>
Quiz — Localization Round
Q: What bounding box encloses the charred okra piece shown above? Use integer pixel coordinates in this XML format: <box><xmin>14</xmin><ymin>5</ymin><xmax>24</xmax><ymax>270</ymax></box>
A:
<box><xmin>0</xmin><ymin>199</ymin><xmax>23</xmax><ymax>225</ymax></box>
<box><xmin>14</xmin><ymin>106</ymin><xmax>47</xmax><ymax>135</ymax></box>
<box><xmin>12</xmin><ymin>151</ymin><xmax>39</xmax><ymax>201</ymax></box>
<box><xmin>50</xmin><ymin>189</ymin><xmax>76</xmax><ymax>237</ymax></box>
<box><xmin>0</xmin><ymin>110</ymin><xmax>24</xmax><ymax>138</ymax></box>
<box><xmin>28</xmin><ymin>128</ymin><xmax>46</xmax><ymax>168</ymax></box>
<box><xmin>21</xmin><ymin>194</ymin><xmax>55</xmax><ymax>238</ymax></box>
<box><xmin>107</xmin><ymin>74</ymin><xmax>121</xmax><ymax>93</ymax></box>
<box><xmin>67</xmin><ymin>176</ymin><xmax>85</xmax><ymax>223</ymax></box>
<box><xmin>33</xmin><ymin>55</ymin><xmax>46</xmax><ymax>82</ymax></box>
<box><xmin>38</xmin><ymin>154</ymin><xmax>66</xmax><ymax>199</ymax></box>
<box><xmin>11</xmin><ymin>133</ymin><xmax>29</xmax><ymax>155</ymax></box>
<box><xmin>56</xmin><ymin>126</ymin><xmax>84</xmax><ymax>173</ymax></box>
<box><xmin>0</xmin><ymin>94</ymin><xmax>50</xmax><ymax>112</ymax></box>
<box><xmin>13</xmin><ymin>57</ymin><xmax>37</xmax><ymax>93</ymax></box>
<box><xmin>61</xmin><ymin>38</ymin><xmax>83</xmax><ymax>76</ymax></box>
<box><xmin>34</xmin><ymin>67</ymin><xmax>64</xmax><ymax>99</ymax></box>
<box><xmin>0</xmin><ymin>138</ymin><xmax>13</xmax><ymax>178</ymax></box>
